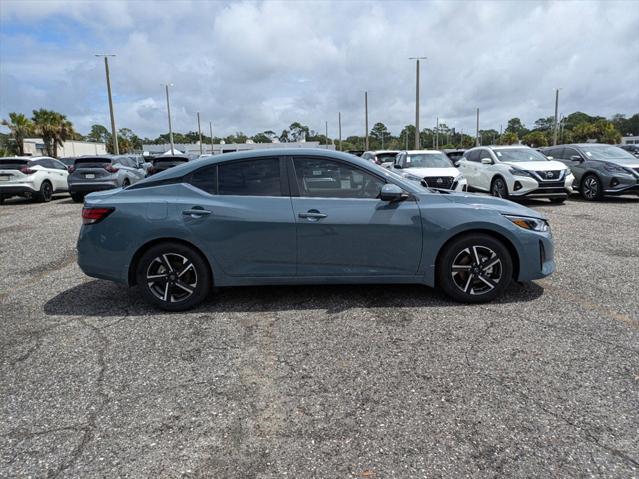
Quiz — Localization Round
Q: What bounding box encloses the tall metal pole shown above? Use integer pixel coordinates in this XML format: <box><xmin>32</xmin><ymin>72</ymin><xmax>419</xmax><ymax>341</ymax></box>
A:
<box><xmin>409</xmin><ymin>56</ymin><xmax>426</xmax><ymax>150</ymax></box>
<box><xmin>325</xmin><ymin>121</ymin><xmax>328</xmax><ymax>149</ymax></box>
<box><xmin>435</xmin><ymin>115</ymin><xmax>439</xmax><ymax>149</ymax></box>
<box><xmin>553</xmin><ymin>88</ymin><xmax>560</xmax><ymax>146</ymax></box>
<box><xmin>338</xmin><ymin>112</ymin><xmax>342</xmax><ymax>151</ymax></box>
<box><xmin>164</xmin><ymin>84</ymin><xmax>174</xmax><ymax>154</ymax></box>
<box><xmin>364</xmin><ymin>91</ymin><xmax>369</xmax><ymax>150</ymax></box>
<box><xmin>197</xmin><ymin>112</ymin><xmax>203</xmax><ymax>155</ymax></box>
<box><xmin>209</xmin><ymin>121</ymin><xmax>214</xmax><ymax>154</ymax></box>
<box><xmin>476</xmin><ymin>108</ymin><xmax>480</xmax><ymax>146</ymax></box>
<box><xmin>96</xmin><ymin>54</ymin><xmax>119</xmax><ymax>154</ymax></box>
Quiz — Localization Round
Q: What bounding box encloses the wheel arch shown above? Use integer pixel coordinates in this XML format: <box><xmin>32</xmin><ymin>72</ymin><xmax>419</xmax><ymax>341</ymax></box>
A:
<box><xmin>128</xmin><ymin>237</ymin><xmax>214</xmax><ymax>286</ymax></box>
<box><xmin>434</xmin><ymin>228</ymin><xmax>520</xmax><ymax>282</ymax></box>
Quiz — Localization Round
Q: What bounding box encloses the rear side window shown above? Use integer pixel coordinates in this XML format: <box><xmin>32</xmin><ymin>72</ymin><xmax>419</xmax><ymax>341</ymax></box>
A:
<box><xmin>189</xmin><ymin>165</ymin><xmax>218</xmax><ymax>194</ymax></box>
<box><xmin>467</xmin><ymin>150</ymin><xmax>480</xmax><ymax>162</ymax></box>
<box><xmin>218</xmin><ymin>159</ymin><xmax>281</xmax><ymax>196</ymax></box>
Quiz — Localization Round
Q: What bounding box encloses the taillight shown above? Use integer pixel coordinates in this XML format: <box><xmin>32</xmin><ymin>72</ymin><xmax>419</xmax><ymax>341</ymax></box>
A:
<box><xmin>20</xmin><ymin>166</ymin><xmax>36</xmax><ymax>174</ymax></box>
<box><xmin>68</xmin><ymin>165</ymin><xmax>76</xmax><ymax>173</ymax></box>
<box><xmin>82</xmin><ymin>207</ymin><xmax>115</xmax><ymax>225</ymax></box>
<box><xmin>104</xmin><ymin>164</ymin><xmax>119</xmax><ymax>173</ymax></box>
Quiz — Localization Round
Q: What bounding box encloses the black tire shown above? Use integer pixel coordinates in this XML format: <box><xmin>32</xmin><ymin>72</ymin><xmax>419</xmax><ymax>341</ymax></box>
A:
<box><xmin>122</xmin><ymin>179</ymin><xmax>130</xmax><ymax>188</ymax></box>
<box><xmin>581</xmin><ymin>174</ymin><xmax>603</xmax><ymax>201</ymax></box>
<box><xmin>70</xmin><ymin>192</ymin><xmax>84</xmax><ymax>203</ymax></box>
<box><xmin>549</xmin><ymin>197</ymin><xmax>566</xmax><ymax>204</ymax></box>
<box><xmin>136</xmin><ymin>241</ymin><xmax>211</xmax><ymax>311</ymax></box>
<box><xmin>437</xmin><ymin>233</ymin><xmax>513</xmax><ymax>303</ymax></box>
<box><xmin>37</xmin><ymin>181</ymin><xmax>53</xmax><ymax>202</ymax></box>
<box><xmin>490</xmin><ymin>177</ymin><xmax>509</xmax><ymax>199</ymax></box>
<box><xmin>0</xmin><ymin>196</ymin><xmax>4</xmax><ymax>204</ymax></box>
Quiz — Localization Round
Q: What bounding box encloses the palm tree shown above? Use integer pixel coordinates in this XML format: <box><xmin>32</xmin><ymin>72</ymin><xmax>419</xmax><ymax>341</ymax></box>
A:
<box><xmin>32</xmin><ymin>109</ymin><xmax>75</xmax><ymax>158</ymax></box>
<box><xmin>1</xmin><ymin>112</ymin><xmax>33</xmax><ymax>156</ymax></box>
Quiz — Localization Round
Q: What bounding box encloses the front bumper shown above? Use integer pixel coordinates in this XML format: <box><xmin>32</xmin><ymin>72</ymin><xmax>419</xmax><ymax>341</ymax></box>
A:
<box><xmin>510</xmin><ymin>174</ymin><xmax>574</xmax><ymax>199</ymax></box>
<box><xmin>603</xmin><ymin>175</ymin><xmax>639</xmax><ymax>196</ymax></box>
<box><xmin>517</xmin><ymin>230</ymin><xmax>556</xmax><ymax>281</ymax></box>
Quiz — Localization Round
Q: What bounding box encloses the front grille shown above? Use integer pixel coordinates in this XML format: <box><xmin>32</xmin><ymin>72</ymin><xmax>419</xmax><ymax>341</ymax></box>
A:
<box><xmin>534</xmin><ymin>170</ymin><xmax>565</xmax><ymax>182</ymax></box>
<box><xmin>423</xmin><ymin>176</ymin><xmax>454</xmax><ymax>189</ymax></box>
<box><xmin>535</xmin><ymin>180</ymin><xmax>566</xmax><ymax>188</ymax></box>
<box><xmin>527</xmin><ymin>187</ymin><xmax>566</xmax><ymax>194</ymax></box>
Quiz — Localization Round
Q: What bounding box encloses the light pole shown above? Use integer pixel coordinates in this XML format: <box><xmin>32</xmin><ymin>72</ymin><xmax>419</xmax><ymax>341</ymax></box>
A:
<box><xmin>164</xmin><ymin>83</ymin><xmax>174</xmax><ymax>154</ymax></box>
<box><xmin>435</xmin><ymin>115</ymin><xmax>439</xmax><ymax>149</ymax></box>
<box><xmin>197</xmin><ymin>112</ymin><xmax>203</xmax><ymax>155</ymax></box>
<box><xmin>338</xmin><ymin>112</ymin><xmax>342</xmax><ymax>151</ymax></box>
<box><xmin>553</xmin><ymin>88</ymin><xmax>561</xmax><ymax>146</ymax></box>
<box><xmin>475</xmin><ymin>108</ymin><xmax>480</xmax><ymax>146</ymax></box>
<box><xmin>364</xmin><ymin>91</ymin><xmax>369</xmax><ymax>150</ymax></box>
<box><xmin>325</xmin><ymin>120</ymin><xmax>328</xmax><ymax>149</ymax></box>
<box><xmin>95</xmin><ymin>54</ymin><xmax>118</xmax><ymax>154</ymax></box>
<box><xmin>409</xmin><ymin>56</ymin><xmax>427</xmax><ymax>150</ymax></box>
<box><xmin>209</xmin><ymin>121</ymin><xmax>214</xmax><ymax>154</ymax></box>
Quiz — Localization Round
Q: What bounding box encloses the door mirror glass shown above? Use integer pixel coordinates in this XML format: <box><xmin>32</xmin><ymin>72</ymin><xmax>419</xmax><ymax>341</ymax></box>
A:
<box><xmin>380</xmin><ymin>183</ymin><xmax>406</xmax><ymax>202</ymax></box>
<box><xmin>481</xmin><ymin>158</ymin><xmax>492</xmax><ymax>165</ymax></box>
<box><xmin>570</xmin><ymin>155</ymin><xmax>583</xmax><ymax>162</ymax></box>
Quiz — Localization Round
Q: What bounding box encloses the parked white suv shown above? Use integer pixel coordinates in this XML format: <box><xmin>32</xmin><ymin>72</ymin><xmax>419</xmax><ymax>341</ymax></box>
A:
<box><xmin>385</xmin><ymin>150</ymin><xmax>468</xmax><ymax>192</ymax></box>
<box><xmin>0</xmin><ymin>156</ymin><xmax>69</xmax><ymax>203</ymax></box>
<box><xmin>457</xmin><ymin>146</ymin><xmax>574</xmax><ymax>203</ymax></box>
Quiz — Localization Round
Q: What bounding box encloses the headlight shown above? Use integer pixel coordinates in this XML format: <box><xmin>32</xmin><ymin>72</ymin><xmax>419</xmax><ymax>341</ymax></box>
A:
<box><xmin>603</xmin><ymin>163</ymin><xmax>629</xmax><ymax>174</ymax></box>
<box><xmin>507</xmin><ymin>167</ymin><xmax>534</xmax><ymax>178</ymax></box>
<box><xmin>455</xmin><ymin>173</ymin><xmax>466</xmax><ymax>181</ymax></box>
<box><xmin>504</xmin><ymin>215</ymin><xmax>549</xmax><ymax>232</ymax></box>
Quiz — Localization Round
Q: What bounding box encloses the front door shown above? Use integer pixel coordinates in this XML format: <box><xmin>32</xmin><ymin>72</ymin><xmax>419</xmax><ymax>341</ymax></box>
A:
<box><xmin>290</xmin><ymin>157</ymin><xmax>422</xmax><ymax>276</ymax></box>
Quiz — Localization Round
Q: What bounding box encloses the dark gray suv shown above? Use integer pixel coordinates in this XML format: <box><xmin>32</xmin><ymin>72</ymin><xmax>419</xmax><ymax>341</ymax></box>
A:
<box><xmin>542</xmin><ymin>144</ymin><xmax>639</xmax><ymax>200</ymax></box>
<box><xmin>67</xmin><ymin>155</ymin><xmax>147</xmax><ymax>202</ymax></box>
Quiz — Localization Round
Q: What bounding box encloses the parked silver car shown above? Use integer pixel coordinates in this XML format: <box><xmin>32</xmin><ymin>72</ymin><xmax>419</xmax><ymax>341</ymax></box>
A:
<box><xmin>67</xmin><ymin>155</ymin><xmax>146</xmax><ymax>202</ymax></box>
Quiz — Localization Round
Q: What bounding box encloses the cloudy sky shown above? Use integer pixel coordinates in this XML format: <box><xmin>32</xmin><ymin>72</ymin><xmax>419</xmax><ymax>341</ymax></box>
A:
<box><xmin>1</xmin><ymin>0</ymin><xmax>638</xmax><ymax>139</ymax></box>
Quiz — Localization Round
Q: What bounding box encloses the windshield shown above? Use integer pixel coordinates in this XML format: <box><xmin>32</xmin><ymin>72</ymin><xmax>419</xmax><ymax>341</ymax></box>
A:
<box><xmin>494</xmin><ymin>148</ymin><xmax>548</xmax><ymax>163</ymax></box>
<box><xmin>0</xmin><ymin>159</ymin><xmax>30</xmax><ymax>170</ymax></box>
<box><xmin>405</xmin><ymin>153</ymin><xmax>452</xmax><ymax>168</ymax></box>
<box><xmin>581</xmin><ymin>145</ymin><xmax>636</xmax><ymax>160</ymax></box>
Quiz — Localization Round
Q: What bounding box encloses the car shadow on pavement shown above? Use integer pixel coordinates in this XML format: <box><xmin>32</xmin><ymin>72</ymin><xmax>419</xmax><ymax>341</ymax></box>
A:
<box><xmin>44</xmin><ymin>279</ymin><xmax>545</xmax><ymax>317</ymax></box>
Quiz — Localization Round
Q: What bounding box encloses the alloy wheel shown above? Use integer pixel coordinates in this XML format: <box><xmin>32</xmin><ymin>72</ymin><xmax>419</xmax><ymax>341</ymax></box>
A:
<box><xmin>582</xmin><ymin>176</ymin><xmax>599</xmax><ymax>200</ymax></box>
<box><xmin>146</xmin><ymin>253</ymin><xmax>198</xmax><ymax>303</ymax></box>
<box><xmin>42</xmin><ymin>182</ymin><xmax>52</xmax><ymax>202</ymax></box>
<box><xmin>451</xmin><ymin>245</ymin><xmax>503</xmax><ymax>296</ymax></box>
<box><xmin>491</xmin><ymin>179</ymin><xmax>507</xmax><ymax>198</ymax></box>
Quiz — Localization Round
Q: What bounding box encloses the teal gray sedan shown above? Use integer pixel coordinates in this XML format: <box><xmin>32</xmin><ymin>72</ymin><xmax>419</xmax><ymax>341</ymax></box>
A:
<box><xmin>77</xmin><ymin>149</ymin><xmax>555</xmax><ymax>310</ymax></box>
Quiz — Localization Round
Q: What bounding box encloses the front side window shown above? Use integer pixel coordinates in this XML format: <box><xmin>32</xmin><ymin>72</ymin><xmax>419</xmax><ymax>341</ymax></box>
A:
<box><xmin>218</xmin><ymin>158</ymin><xmax>281</xmax><ymax>196</ymax></box>
<box><xmin>293</xmin><ymin>158</ymin><xmax>384</xmax><ymax>199</ymax></box>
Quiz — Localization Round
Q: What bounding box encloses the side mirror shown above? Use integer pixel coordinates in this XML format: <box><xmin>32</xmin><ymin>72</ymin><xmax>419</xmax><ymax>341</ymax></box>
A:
<box><xmin>380</xmin><ymin>184</ymin><xmax>407</xmax><ymax>202</ymax></box>
<box><xmin>481</xmin><ymin>158</ymin><xmax>492</xmax><ymax>165</ymax></box>
<box><xmin>393</xmin><ymin>163</ymin><xmax>402</xmax><ymax>169</ymax></box>
<box><xmin>545</xmin><ymin>156</ymin><xmax>554</xmax><ymax>160</ymax></box>
<box><xmin>570</xmin><ymin>155</ymin><xmax>583</xmax><ymax>162</ymax></box>
<box><xmin>453</xmin><ymin>161</ymin><xmax>460</xmax><ymax>167</ymax></box>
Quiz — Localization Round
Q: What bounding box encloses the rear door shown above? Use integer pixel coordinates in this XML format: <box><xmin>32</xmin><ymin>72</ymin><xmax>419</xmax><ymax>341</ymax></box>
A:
<box><xmin>45</xmin><ymin>158</ymin><xmax>69</xmax><ymax>190</ymax></box>
<box><xmin>290</xmin><ymin>156</ymin><xmax>422</xmax><ymax>276</ymax></box>
<box><xmin>458</xmin><ymin>150</ymin><xmax>480</xmax><ymax>188</ymax></box>
<box><xmin>180</xmin><ymin>157</ymin><xmax>297</xmax><ymax>277</ymax></box>
<box><xmin>477</xmin><ymin>149</ymin><xmax>496</xmax><ymax>190</ymax></box>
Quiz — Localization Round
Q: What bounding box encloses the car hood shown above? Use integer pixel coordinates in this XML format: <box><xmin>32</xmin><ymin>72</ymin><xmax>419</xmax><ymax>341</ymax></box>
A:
<box><xmin>402</xmin><ymin>166</ymin><xmax>460</xmax><ymax>177</ymax></box>
<box><xmin>436</xmin><ymin>191</ymin><xmax>547</xmax><ymax>219</ymax></box>
<box><xmin>502</xmin><ymin>160</ymin><xmax>567</xmax><ymax>171</ymax></box>
<box><xmin>602</xmin><ymin>158</ymin><xmax>639</xmax><ymax>168</ymax></box>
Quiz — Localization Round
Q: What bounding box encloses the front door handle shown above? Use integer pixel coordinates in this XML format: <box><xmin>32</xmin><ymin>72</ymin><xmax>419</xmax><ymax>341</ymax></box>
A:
<box><xmin>299</xmin><ymin>210</ymin><xmax>327</xmax><ymax>221</ymax></box>
<box><xmin>183</xmin><ymin>208</ymin><xmax>212</xmax><ymax>217</ymax></box>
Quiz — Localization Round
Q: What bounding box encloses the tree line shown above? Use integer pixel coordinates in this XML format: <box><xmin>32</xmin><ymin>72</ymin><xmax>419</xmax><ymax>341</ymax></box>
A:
<box><xmin>2</xmin><ymin>109</ymin><xmax>637</xmax><ymax>158</ymax></box>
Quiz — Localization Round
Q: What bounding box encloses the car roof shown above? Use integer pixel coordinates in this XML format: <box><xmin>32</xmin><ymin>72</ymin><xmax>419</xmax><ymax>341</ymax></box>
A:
<box><xmin>0</xmin><ymin>156</ymin><xmax>53</xmax><ymax>160</ymax></box>
<box><xmin>403</xmin><ymin>149</ymin><xmax>445</xmax><ymax>154</ymax></box>
<box><xmin>366</xmin><ymin>150</ymin><xmax>399</xmax><ymax>154</ymax></box>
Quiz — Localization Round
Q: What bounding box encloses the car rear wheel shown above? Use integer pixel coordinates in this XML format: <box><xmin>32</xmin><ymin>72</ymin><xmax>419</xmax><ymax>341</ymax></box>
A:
<box><xmin>136</xmin><ymin>242</ymin><xmax>211</xmax><ymax>311</ymax></box>
<box><xmin>490</xmin><ymin>177</ymin><xmax>509</xmax><ymax>199</ymax></box>
<box><xmin>37</xmin><ymin>181</ymin><xmax>53</xmax><ymax>202</ymax></box>
<box><xmin>70</xmin><ymin>192</ymin><xmax>84</xmax><ymax>203</ymax></box>
<box><xmin>122</xmin><ymin>178</ymin><xmax>130</xmax><ymax>187</ymax></box>
<box><xmin>581</xmin><ymin>174</ymin><xmax>603</xmax><ymax>201</ymax></box>
<box><xmin>437</xmin><ymin>234</ymin><xmax>513</xmax><ymax>303</ymax></box>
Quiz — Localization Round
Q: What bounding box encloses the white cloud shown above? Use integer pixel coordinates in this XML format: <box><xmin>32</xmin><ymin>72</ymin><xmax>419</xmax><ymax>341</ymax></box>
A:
<box><xmin>1</xmin><ymin>0</ymin><xmax>638</xmax><ymax>138</ymax></box>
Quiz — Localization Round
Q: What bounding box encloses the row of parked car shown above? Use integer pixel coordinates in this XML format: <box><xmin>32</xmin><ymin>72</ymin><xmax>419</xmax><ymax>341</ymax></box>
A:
<box><xmin>0</xmin><ymin>153</ymin><xmax>198</xmax><ymax>203</ymax></box>
<box><xmin>358</xmin><ymin>143</ymin><xmax>639</xmax><ymax>202</ymax></box>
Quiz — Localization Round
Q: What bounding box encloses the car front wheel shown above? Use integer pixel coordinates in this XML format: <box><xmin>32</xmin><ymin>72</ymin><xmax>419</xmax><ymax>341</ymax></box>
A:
<box><xmin>490</xmin><ymin>177</ymin><xmax>509</xmax><ymax>199</ymax></box>
<box><xmin>581</xmin><ymin>174</ymin><xmax>603</xmax><ymax>201</ymax></box>
<box><xmin>136</xmin><ymin>242</ymin><xmax>211</xmax><ymax>311</ymax></box>
<box><xmin>437</xmin><ymin>234</ymin><xmax>513</xmax><ymax>303</ymax></box>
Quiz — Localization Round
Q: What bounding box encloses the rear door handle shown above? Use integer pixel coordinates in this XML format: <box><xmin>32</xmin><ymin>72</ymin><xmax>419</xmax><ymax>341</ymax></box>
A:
<box><xmin>183</xmin><ymin>208</ymin><xmax>212</xmax><ymax>217</ymax></box>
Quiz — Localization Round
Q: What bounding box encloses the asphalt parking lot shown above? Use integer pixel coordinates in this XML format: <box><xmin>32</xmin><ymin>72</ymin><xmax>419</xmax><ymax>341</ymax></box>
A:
<box><xmin>1</xmin><ymin>194</ymin><xmax>638</xmax><ymax>478</ymax></box>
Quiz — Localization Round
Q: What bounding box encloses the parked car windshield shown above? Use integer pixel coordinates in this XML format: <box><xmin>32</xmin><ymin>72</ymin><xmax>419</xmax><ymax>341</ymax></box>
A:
<box><xmin>405</xmin><ymin>153</ymin><xmax>452</xmax><ymax>168</ymax></box>
<box><xmin>494</xmin><ymin>148</ymin><xmax>548</xmax><ymax>162</ymax></box>
<box><xmin>581</xmin><ymin>144</ymin><xmax>636</xmax><ymax>160</ymax></box>
<box><xmin>0</xmin><ymin>158</ymin><xmax>30</xmax><ymax>170</ymax></box>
